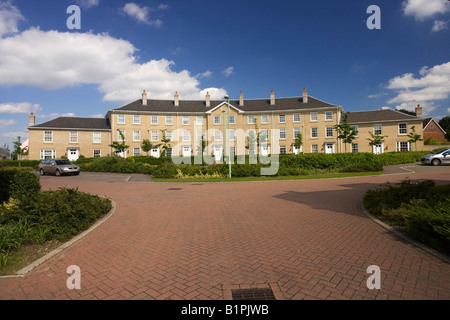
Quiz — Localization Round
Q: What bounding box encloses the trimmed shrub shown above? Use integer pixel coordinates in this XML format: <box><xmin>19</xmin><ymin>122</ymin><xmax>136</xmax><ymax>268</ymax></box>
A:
<box><xmin>0</xmin><ymin>168</ymin><xmax>40</xmax><ymax>203</ymax></box>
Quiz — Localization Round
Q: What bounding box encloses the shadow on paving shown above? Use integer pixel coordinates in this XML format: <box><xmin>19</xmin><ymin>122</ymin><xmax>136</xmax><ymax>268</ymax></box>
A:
<box><xmin>273</xmin><ymin>178</ymin><xmax>450</xmax><ymax>216</ymax></box>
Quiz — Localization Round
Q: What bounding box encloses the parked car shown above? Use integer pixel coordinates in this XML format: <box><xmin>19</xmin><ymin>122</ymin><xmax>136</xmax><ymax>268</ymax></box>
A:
<box><xmin>39</xmin><ymin>159</ymin><xmax>80</xmax><ymax>176</ymax></box>
<box><xmin>421</xmin><ymin>148</ymin><xmax>450</xmax><ymax>166</ymax></box>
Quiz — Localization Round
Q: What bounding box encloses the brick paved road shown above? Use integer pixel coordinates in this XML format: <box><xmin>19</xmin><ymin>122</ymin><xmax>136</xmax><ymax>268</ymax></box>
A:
<box><xmin>0</xmin><ymin>168</ymin><xmax>449</xmax><ymax>300</ymax></box>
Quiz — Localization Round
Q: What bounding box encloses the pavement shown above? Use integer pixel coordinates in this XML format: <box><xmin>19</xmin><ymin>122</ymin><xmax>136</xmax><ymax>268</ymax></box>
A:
<box><xmin>0</xmin><ymin>164</ymin><xmax>449</xmax><ymax>300</ymax></box>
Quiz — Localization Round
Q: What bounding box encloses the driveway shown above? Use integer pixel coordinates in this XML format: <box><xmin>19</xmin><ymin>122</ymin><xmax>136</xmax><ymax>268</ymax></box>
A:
<box><xmin>0</xmin><ymin>167</ymin><xmax>449</xmax><ymax>300</ymax></box>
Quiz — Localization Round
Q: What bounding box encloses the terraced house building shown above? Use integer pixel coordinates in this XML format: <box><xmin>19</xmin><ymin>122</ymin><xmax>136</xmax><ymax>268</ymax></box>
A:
<box><xmin>27</xmin><ymin>89</ymin><xmax>425</xmax><ymax>161</ymax></box>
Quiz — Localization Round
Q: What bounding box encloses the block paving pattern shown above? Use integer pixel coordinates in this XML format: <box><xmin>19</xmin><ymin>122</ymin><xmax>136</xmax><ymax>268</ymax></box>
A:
<box><xmin>0</xmin><ymin>169</ymin><xmax>449</xmax><ymax>300</ymax></box>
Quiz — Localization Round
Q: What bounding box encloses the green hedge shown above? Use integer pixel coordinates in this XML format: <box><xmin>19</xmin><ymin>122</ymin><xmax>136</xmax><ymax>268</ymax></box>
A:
<box><xmin>363</xmin><ymin>179</ymin><xmax>450</xmax><ymax>255</ymax></box>
<box><xmin>0</xmin><ymin>160</ymin><xmax>41</xmax><ymax>169</ymax></box>
<box><xmin>0</xmin><ymin>168</ymin><xmax>41</xmax><ymax>203</ymax></box>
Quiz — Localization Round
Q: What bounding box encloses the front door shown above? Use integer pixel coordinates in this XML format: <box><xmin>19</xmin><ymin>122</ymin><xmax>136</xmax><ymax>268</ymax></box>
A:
<box><xmin>182</xmin><ymin>146</ymin><xmax>191</xmax><ymax>158</ymax></box>
<box><xmin>68</xmin><ymin>149</ymin><xmax>79</xmax><ymax>161</ymax></box>
<box><xmin>325</xmin><ymin>143</ymin><xmax>334</xmax><ymax>154</ymax></box>
<box><xmin>261</xmin><ymin>145</ymin><xmax>269</xmax><ymax>156</ymax></box>
<box><xmin>373</xmin><ymin>144</ymin><xmax>383</xmax><ymax>154</ymax></box>
<box><xmin>213</xmin><ymin>146</ymin><xmax>222</xmax><ymax>162</ymax></box>
<box><xmin>151</xmin><ymin>148</ymin><xmax>159</xmax><ymax>158</ymax></box>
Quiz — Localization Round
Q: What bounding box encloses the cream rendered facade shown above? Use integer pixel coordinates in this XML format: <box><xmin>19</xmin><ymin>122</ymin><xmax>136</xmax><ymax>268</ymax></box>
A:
<box><xmin>27</xmin><ymin>90</ymin><xmax>425</xmax><ymax>160</ymax></box>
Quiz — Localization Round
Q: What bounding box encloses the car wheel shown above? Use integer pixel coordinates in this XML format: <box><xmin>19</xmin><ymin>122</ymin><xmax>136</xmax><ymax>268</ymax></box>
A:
<box><xmin>55</xmin><ymin>169</ymin><xmax>61</xmax><ymax>176</ymax></box>
<box><xmin>431</xmin><ymin>159</ymin><xmax>441</xmax><ymax>166</ymax></box>
<box><xmin>39</xmin><ymin>169</ymin><xmax>45</xmax><ymax>176</ymax></box>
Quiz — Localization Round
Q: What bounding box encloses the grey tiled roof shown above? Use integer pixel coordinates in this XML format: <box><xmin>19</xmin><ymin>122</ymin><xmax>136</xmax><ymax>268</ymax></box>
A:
<box><xmin>29</xmin><ymin>117</ymin><xmax>111</xmax><ymax>130</ymax></box>
<box><xmin>346</xmin><ymin>109</ymin><xmax>421</xmax><ymax>124</ymax></box>
<box><xmin>111</xmin><ymin>96</ymin><xmax>340</xmax><ymax>114</ymax></box>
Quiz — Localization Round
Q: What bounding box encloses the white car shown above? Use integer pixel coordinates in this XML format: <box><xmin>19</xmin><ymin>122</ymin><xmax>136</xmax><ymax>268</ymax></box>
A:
<box><xmin>421</xmin><ymin>148</ymin><xmax>450</xmax><ymax>166</ymax></box>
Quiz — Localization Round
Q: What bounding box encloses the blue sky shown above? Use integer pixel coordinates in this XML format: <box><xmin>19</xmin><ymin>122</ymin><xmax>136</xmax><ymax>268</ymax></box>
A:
<box><xmin>1</xmin><ymin>0</ymin><xmax>449</xmax><ymax>148</ymax></box>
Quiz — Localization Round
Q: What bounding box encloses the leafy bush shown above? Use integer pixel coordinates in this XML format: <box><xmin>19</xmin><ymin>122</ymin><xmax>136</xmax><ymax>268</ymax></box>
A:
<box><xmin>0</xmin><ymin>160</ymin><xmax>41</xmax><ymax>170</ymax></box>
<box><xmin>0</xmin><ymin>168</ymin><xmax>40</xmax><ymax>203</ymax></box>
<box><xmin>363</xmin><ymin>179</ymin><xmax>450</xmax><ymax>255</ymax></box>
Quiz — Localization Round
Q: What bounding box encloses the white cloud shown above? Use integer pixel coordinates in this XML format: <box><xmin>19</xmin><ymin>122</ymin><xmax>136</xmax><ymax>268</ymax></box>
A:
<box><xmin>432</xmin><ymin>19</ymin><xmax>449</xmax><ymax>31</ymax></box>
<box><xmin>122</xmin><ymin>2</ymin><xmax>164</xmax><ymax>27</ymax></box>
<box><xmin>0</xmin><ymin>118</ymin><xmax>16</xmax><ymax>128</ymax></box>
<box><xmin>395</xmin><ymin>101</ymin><xmax>437</xmax><ymax>116</ymax></box>
<box><xmin>0</xmin><ymin>102</ymin><xmax>42</xmax><ymax>113</ymax></box>
<box><xmin>76</xmin><ymin>0</ymin><xmax>99</xmax><ymax>9</ymax></box>
<box><xmin>222</xmin><ymin>67</ymin><xmax>234</xmax><ymax>78</ymax></box>
<box><xmin>37</xmin><ymin>112</ymin><xmax>76</xmax><ymax>119</ymax></box>
<box><xmin>198</xmin><ymin>70</ymin><xmax>213</xmax><ymax>79</ymax></box>
<box><xmin>91</xmin><ymin>113</ymin><xmax>104</xmax><ymax>118</ymax></box>
<box><xmin>2</xmin><ymin>130</ymin><xmax>28</xmax><ymax>140</ymax></box>
<box><xmin>403</xmin><ymin>0</ymin><xmax>450</xmax><ymax>20</ymax></box>
<box><xmin>0</xmin><ymin>1</ymin><xmax>24</xmax><ymax>37</ymax></box>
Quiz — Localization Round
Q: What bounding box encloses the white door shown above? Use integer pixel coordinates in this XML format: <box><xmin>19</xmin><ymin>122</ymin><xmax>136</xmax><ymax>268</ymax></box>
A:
<box><xmin>373</xmin><ymin>144</ymin><xmax>383</xmax><ymax>154</ymax></box>
<box><xmin>182</xmin><ymin>146</ymin><xmax>191</xmax><ymax>157</ymax></box>
<box><xmin>151</xmin><ymin>148</ymin><xmax>159</xmax><ymax>158</ymax></box>
<box><xmin>293</xmin><ymin>146</ymin><xmax>302</xmax><ymax>154</ymax></box>
<box><xmin>68</xmin><ymin>149</ymin><xmax>79</xmax><ymax>161</ymax></box>
<box><xmin>261</xmin><ymin>146</ymin><xmax>269</xmax><ymax>156</ymax></box>
<box><xmin>325</xmin><ymin>144</ymin><xmax>334</xmax><ymax>154</ymax></box>
<box><xmin>214</xmin><ymin>146</ymin><xmax>222</xmax><ymax>162</ymax></box>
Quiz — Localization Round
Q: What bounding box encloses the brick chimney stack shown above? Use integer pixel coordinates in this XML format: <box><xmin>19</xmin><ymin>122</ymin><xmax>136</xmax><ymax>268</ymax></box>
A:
<box><xmin>28</xmin><ymin>113</ymin><xmax>35</xmax><ymax>127</ymax></box>
<box><xmin>415</xmin><ymin>104</ymin><xmax>422</xmax><ymax>118</ymax></box>
<box><xmin>303</xmin><ymin>88</ymin><xmax>308</xmax><ymax>104</ymax></box>
<box><xmin>205</xmin><ymin>92</ymin><xmax>210</xmax><ymax>107</ymax></box>
<box><xmin>239</xmin><ymin>91</ymin><xmax>244</xmax><ymax>106</ymax></box>
<box><xmin>174</xmin><ymin>92</ymin><xmax>179</xmax><ymax>107</ymax></box>
<box><xmin>142</xmin><ymin>90</ymin><xmax>147</xmax><ymax>106</ymax></box>
<box><xmin>270</xmin><ymin>90</ymin><xmax>275</xmax><ymax>106</ymax></box>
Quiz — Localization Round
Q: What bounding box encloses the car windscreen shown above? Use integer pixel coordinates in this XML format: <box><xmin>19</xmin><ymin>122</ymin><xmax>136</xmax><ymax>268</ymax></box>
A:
<box><xmin>55</xmin><ymin>160</ymin><xmax>72</xmax><ymax>165</ymax></box>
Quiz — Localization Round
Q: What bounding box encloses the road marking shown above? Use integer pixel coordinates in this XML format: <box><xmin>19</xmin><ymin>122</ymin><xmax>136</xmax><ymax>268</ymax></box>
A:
<box><xmin>125</xmin><ymin>176</ymin><xmax>131</xmax><ymax>182</ymax></box>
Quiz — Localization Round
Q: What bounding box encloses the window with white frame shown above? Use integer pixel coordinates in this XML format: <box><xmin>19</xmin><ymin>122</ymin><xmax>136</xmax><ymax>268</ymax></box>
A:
<box><xmin>214</xmin><ymin>130</ymin><xmax>221</xmax><ymax>141</ymax></box>
<box><xmin>117</xmin><ymin>114</ymin><xmax>125</xmax><ymax>124</ymax></box>
<box><xmin>293</xmin><ymin>128</ymin><xmax>301</xmax><ymax>139</ymax></box>
<box><xmin>229</xmin><ymin>147</ymin><xmax>235</xmax><ymax>157</ymax></box>
<box><xmin>280</xmin><ymin>129</ymin><xmax>286</xmax><ymax>139</ymax></box>
<box><xmin>196</xmin><ymin>116</ymin><xmax>203</xmax><ymax>125</ymax></box>
<box><xmin>133</xmin><ymin>115</ymin><xmax>140</xmax><ymax>124</ymax></box>
<box><xmin>133</xmin><ymin>147</ymin><xmax>141</xmax><ymax>157</ymax></box>
<box><xmin>93</xmin><ymin>132</ymin><xmax>101</xmax><ymax>143</ymax></box>
<box><xmin>260</xmin><ymin>129</ymin><xmax>269</xmax><ymax>142</ymax></box>
<box><xmin>182</xmin><ymin>116</ymin><xmax>189</xmax><ymax>125</ymax></box>
<box><xmin>165</xmin><ymin>116</ymin><xmax>173</xmax><ymax>125</ymax></box>
<box><xmin>133</xmin><ymin>130</ymin><xmax>141</xmax><ymax>142</ymax></box>
<box><xmin>229</xmin><ymin>115</ymin><xmax>235</xmax><ymax>125</ymax></box>
<box><xmin>151</xmin><ymin>130</ymin><xmax>158</xmax><ymax>141</ymax></box>
<box><xmin>351</xmin><ymin>143</ymin><xmax>359</xmax><ymax>153</ymax></box>
<box><xmin>325</xmin><ymin>111</ymin><xmax>333</xmax><ymax>121</ymax></box>
<box><xmin>165</xmin><ymin>130</ymin><xmax>172</xmax><ymax>141</ymax></box>
<box><xmin>118</xmin><ymin>130</ymin><xmax>125</xmax><ymax>141</ymax></box>
<box><xmin>293</xmin><ymin>113</ymin><xmax>300</xmax><ymax>123</ymax></box>
<box><xmin>151</xmin><ymin>116</ymin><xmax>158</xmax><ymax>125</ymax></box>
<box><xmin>93</xmin><ymin>149</ymin><xmax>101</xmax><ymax>158</ymax></box>
<box><xmin>40</xmin><ymin>150</ymin><xmax>56</xmax><ymax>159</ymax></box>
<box><xmin>351</xmin><ymin>125</ymin><xmax>359</xmax><ymax>137</ymax></box>
<box><xmin>261</xmin><ymin>115</ymin><xmax>269</xmax><ymax>124</ymax></box>
<box><xmin>311</xmin><ymin>144</ymin><xmax>319</xmax><ymax>153</ymax></box>
<box><xmin>279</xmin><ymin>115</ymin><xmax>286</xmax><ymax>123</ymax></box>
<box><xmin>229</xmin><ymin>129</ymin><xmax>235</xmax><ymax>141</ymax></box>
<box><xmin>44</xmin><ymin>131</ymin><xmax>53</xmax><ymax>143</ymax></box>
<box><xmin>183</xmin><ymin>130</ymin><xmax>190</xmax><ymax>141</ymax></box>
<box><xmin>248</xmin><ymin>115</ymin><xmax>255</xmax><ymax>124</ymax></box>
<box><xmin>197</xmin><ymin>130</ymin><xmax>203</xmax><ymax>141</ymax></box>
<box><xmin>396</xmin><ymin>141</ymin><xmax>411</xmax><ymax>152</ymax></box>
<box><xmin>326</xmin><ymin>127</ymin><xmax>333</xmax><ymax>138</ymax></box>
<box><xmin>69</xmin><ymin>131</ymin><xmax>78</xmax><ymax>143</ymax></box>
<box><xmin>310</xmin><ymin>112</ymin><xmax>318</xmax><ymax>121</ymax></box>
<box><xmin>166</xmin><ymin>148</ymin><xmax>172</xmax><ymax>157</ymax></box>
<box><xmin>311</xmin><ymin>127</ymin><xmax>318</xmax><ymax>138</ymax></box>
<box><xmin>398</xmin><ymin>123</ymin><xmax>408</xmax><ymax>135</ymax></box>
<box><xmin>280</xmin><ymin>145</ymin><xmax>287</xmax><ymax>154</ymax></box>
<box><xmin>374</xmin><ymin>124</ymin><xmax>382</xmax><ymax>135</ymax></box>
<box><xmin>214</xmin><ymin>116</ymin><xmax>221</xmax><ymax>125</ymax></box>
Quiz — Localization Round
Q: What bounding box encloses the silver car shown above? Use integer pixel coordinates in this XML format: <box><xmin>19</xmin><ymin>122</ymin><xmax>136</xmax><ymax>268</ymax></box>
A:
<box><xmin>421</xmin><ymin>148</ymin><xmax>450</xmax><ymax>166</ymax></box>
<box><xmin>39</xmin><ymin>159</ymin><xmax>80</xmax><ymax>176</ymax></box>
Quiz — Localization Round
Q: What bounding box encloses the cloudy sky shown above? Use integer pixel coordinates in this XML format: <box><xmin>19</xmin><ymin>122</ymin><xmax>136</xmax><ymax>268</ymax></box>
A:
<box><xmin>0</xmin><ymin>0</ymin><xmax>449</xmax><ymax>147</ymax></box>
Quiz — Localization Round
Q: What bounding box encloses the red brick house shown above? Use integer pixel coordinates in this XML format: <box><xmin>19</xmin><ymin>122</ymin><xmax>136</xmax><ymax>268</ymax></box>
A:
<box><xmin>423</xmin><ymin>118</ymin><xmax>448</xmax><ymax>143</ymax></box>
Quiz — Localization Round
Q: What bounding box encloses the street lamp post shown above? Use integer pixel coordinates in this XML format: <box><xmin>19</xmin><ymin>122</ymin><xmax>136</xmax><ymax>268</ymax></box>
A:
<box><xmin>224</xmin><ymin>95</ymin><xmax>232</xmax><ymax>178</ymax></box>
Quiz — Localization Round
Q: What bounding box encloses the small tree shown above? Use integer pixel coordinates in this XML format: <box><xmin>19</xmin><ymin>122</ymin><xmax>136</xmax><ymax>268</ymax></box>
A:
<box><xmin>160</xmin><ymin>129</ymin><xmax>172</xmax><ymax>156</ymax></box>
<box><xmin>12</xmin><ymin>136</ymin><xmax>28</xmax><ymax>160</ymax></box>
<box><xmin>334</xmin><ymin>115</ymin><xmax>358</xmax><ymax>153</ymax></box>
<box><xmin>367</xmin><ymin>131</ymin><xmax>387</xmax><ymax>153</ymax></box>
<box><xmin>407</xmin><ymin>125</ymin><xmax>423</xmax><ymax>151</ymax></box>
<box><xmin>110</xmin><ymin>130</ymin><xmax>129</xmax><ymax>157</ymax></box>
<box><xmin>293</xmin><ymin>132</ymin><xmax>303</xmax><ymax>154</ymax></box>
<box><xmin>195</xmin><ymin>133</ymin><xmax>206</xmax><ymax>156</ymax></box>
<box><xmin>438</xmin><ymin>116</ymin><xmax>450</xmax><ymax>141</ymax></box>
